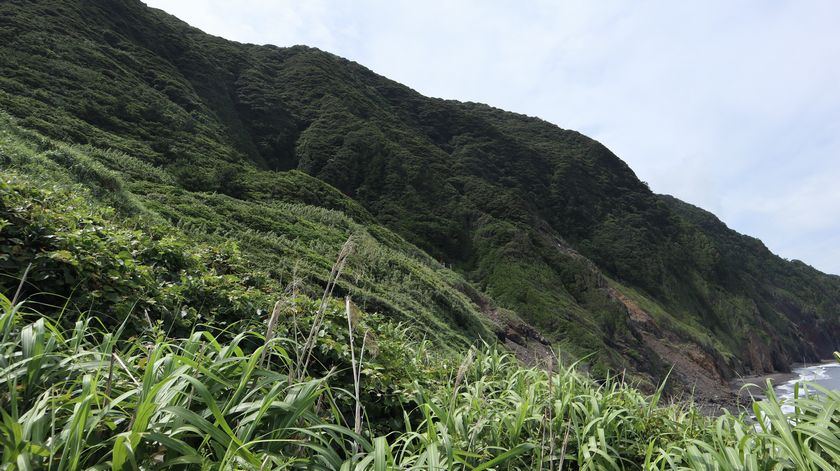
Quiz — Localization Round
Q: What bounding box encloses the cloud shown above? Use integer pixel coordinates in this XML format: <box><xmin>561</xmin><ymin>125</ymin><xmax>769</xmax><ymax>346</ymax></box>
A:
<box><xmin>144</xmin><ymin>0</ymin><xmax>840</xmax><ymax>274</ymax></box>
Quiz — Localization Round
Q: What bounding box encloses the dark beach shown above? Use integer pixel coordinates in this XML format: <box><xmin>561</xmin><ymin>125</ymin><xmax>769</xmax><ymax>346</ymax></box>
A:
<box><xmin>726</xmin><ymin>360</ymin><xmax>840</xmax><ymax>412</ymax></box>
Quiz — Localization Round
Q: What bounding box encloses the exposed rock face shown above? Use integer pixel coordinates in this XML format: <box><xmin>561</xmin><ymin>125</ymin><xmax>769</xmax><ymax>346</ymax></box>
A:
<box><xmin>785</xmin><ymin>309</ymin><xmax>840</xmax><ymax>361</ymax></box>
<box><xmin>461</xmin><ymin>286</ymin><xmax>554</xmax><ymax>367</ymax></box>
<box><xmin>607</xmin><ymin>287</ymin><xmax>732</xmax><ymax>399</ymax></box>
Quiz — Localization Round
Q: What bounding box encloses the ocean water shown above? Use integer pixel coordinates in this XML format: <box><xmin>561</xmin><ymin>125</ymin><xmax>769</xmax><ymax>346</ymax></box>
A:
<box><xmin>773</xmin><ymin>361</ymin><xmax>840</xmax><ymax>413</ymax></box>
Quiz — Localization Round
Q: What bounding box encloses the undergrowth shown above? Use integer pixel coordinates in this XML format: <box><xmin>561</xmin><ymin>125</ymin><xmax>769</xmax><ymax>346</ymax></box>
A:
<box><xmin>1</xmin><ymin>288</ymin><xmax>838</xmax><ymax>469</ymax></box>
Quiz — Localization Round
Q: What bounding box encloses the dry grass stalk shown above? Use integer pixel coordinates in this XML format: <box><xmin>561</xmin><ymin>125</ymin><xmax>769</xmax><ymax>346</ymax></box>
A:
<box><xmin>105</xmin><ymin>349</ymin><xmax>116</xmax><ymax>397</ymax></box>
<box><xmin>112</xmin><ymin>352</ymin><xmax>140</xmax><ymax>387</ymax></box>
<box><xmin>294</xmin><ymin>236</ymin><xmax>354</xmax><ymax>381</ymax></box>
<box><xmin>450</xmin><ymin>347</ymin><xmax>475</xmax><ymax>411</ymax></box>
<box><xmin>259</xmin><ymin>277</ymin><xmax>300</xmax><ymax>368</ymax></box>
<box><xmin>10</xmin><ymin>262</ymin><xmax>31</xmax><ymax>306</ymax></box>
<box><xmin>345</xmin><ymin>295</ymin><xmax>367</xmax><ymax>454</ymax></box>
<box><xmin>547</xmin><ymin>354</ymin><xmax>555</xmax><ymax>470</ymax></box>
<box><xmin>558</xmin><ymin>418</ymin><xmax>571</xmax><ymax>471</ymax></box>
<box><xmin>259</xmin><ymin>300</ymin><xmax>284</xmax><ymax>368</ymax></box>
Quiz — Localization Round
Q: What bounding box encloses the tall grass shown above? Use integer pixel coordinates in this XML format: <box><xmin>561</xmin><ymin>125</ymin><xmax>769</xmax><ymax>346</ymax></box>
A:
<box><xmin>1</xmin><ymin>290</ymin><xmax>838</xmax><ymax>469</ymax></box>
<box><xmin>0</xmin><ymin>294</ymin><xmax>347</xmax><ymax>469</ymax></box>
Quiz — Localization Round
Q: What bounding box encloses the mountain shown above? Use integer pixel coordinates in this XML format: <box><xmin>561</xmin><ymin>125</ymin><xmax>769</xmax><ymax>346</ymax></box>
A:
<box><xmin>1</xmin><ymin>0</ymin><xmax>838</xmax><ymax>396</ymax></box>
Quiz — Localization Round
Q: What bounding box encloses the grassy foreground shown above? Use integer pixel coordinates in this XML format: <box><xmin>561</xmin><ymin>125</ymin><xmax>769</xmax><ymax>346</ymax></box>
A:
<box><xmin>1</xmin><ymin>291</ymin><xmax>838</xmax><ymax>470</ymax></box>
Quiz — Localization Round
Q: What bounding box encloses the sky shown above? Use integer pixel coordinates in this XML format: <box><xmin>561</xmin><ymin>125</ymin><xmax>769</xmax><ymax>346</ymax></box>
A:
<box><xmin>145</xmin><ymin>0</ymin><xmax>840</xmax><ymax>275</ymax></box>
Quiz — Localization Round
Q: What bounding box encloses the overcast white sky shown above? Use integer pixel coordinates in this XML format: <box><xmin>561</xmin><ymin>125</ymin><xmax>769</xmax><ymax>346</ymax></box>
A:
<box><xmin>145</xmin><ymin>0</ymin><xmax>840</xmax><ymax>275</ymax></box>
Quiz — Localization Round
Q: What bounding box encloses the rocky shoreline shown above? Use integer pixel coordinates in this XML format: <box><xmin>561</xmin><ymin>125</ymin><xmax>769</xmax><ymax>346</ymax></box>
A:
<box><xmin>731</xmin><ymin>371</ymin><xmax>798</xmax><ymax>398</ymax></box>
<box><xmin>679</xmin><ymin>370</ymin><xmax>799</xmax><ymax>417</ymax></box>
<box><xmin>694</xmin><ymin>361</ymin><xmax>840</xmax><ymax>416</ymax></box>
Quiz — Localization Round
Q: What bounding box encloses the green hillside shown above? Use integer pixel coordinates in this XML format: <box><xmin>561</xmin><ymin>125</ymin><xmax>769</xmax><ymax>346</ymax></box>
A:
<box><xmin>1</xmin><ymin>0</ymin><xmax>839</xmax><ymax>396</ymax></box>
<box><xmin>0</xmin><ymin>114</ymin><xmax>503</xmax><ymax>350</ymax></box>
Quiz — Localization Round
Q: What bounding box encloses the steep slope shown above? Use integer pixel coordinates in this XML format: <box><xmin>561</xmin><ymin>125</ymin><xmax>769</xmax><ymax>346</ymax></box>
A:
<box><xmin>1</xmin><ymin>0</ymin><xmax>838</xmax><ymax>391</ymax></box>
<box><xmin>660</xmin><ymin>196</ymin><xmax>840</xmax><ymax>368</ymax></box>
<box><xmin>0</xmin><ymin>114</ymin><xmax>509</xmax><ymax>349</ymax></box>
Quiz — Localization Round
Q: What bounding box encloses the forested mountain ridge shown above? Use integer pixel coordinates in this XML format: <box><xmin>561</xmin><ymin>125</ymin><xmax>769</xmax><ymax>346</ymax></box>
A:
<box><xmin>1</xmin><ymin>0</ymin><xmax>838</xmax><ymax>396</ymax></box>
